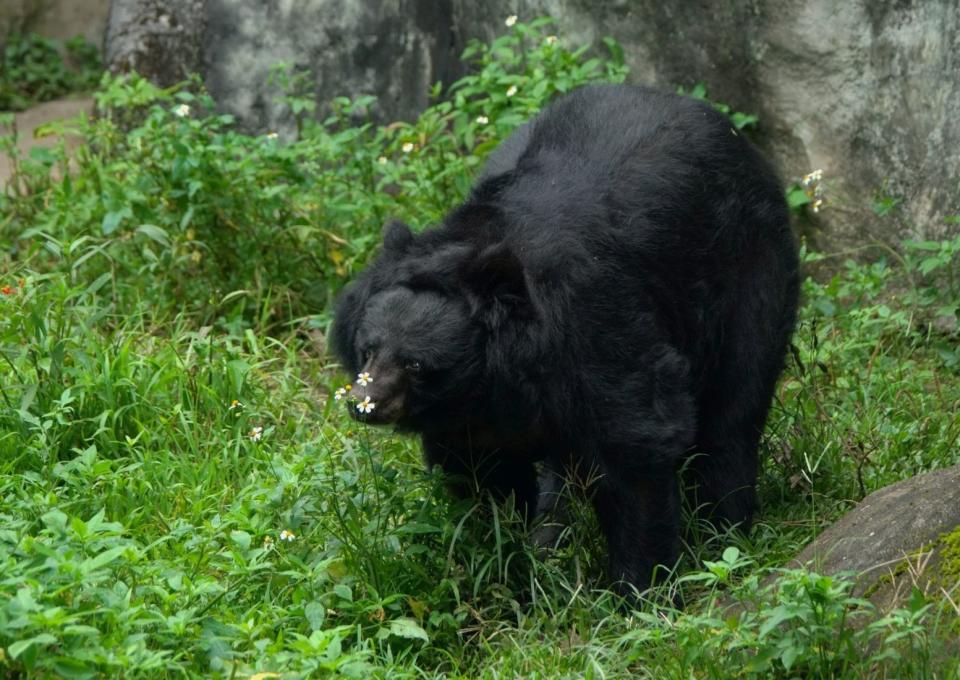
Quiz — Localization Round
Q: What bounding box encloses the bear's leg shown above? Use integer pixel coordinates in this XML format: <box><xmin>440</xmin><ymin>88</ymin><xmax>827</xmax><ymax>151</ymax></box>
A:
<box><xmin>529</xmin><ymin>462</ymin><xmax>569</xmax><ymax>552</ymax></box>
<box><xmin>422</xmin><ymin>435</ymin><xmax>540</xmax><ymax>520</ymax></box>
<box><xmin>685</xmin><ymin>414</ymin><xmax>765</xmax><ymax>532</ymax></box>
<box><xmin>592</xmin><ymin>467</ymin><xmax>681</xmax><ymax>595</ymax></box>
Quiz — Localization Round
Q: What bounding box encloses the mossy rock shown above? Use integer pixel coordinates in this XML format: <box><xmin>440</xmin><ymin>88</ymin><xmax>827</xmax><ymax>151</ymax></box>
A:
<box><xmin>790</xmin><ymin>465</ymin><xmax>960</xmax><ymax>628</ymax></box>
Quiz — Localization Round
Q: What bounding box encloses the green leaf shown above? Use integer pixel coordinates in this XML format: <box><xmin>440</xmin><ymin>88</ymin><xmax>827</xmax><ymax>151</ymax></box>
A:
<box><xmin>780</xmin><ymin>644</ymin><xmax>801</xmax><ymax>671</ymax></box>
<box><xmin>135</xmin><ymin>223</ymin><xmax>171</xmax><ymax>246</ymax></box>
<box><xmin>227</xmin><ymin>360</ymin><xmax>250</xmax><ymax>396</ymax></box>
<box><xmin>387</xmin><ymin>617</ymin><xmax>429</xmax><ymax>643</ymax></box>
<box><xmin>80</xmin><ymin>546</ymin><xmax>127</xmax><ymax>573</ymax></box>
<box><xmin>101</xmin><ymin>208</ymin><xmax>130</xmax><ymax>235</ymax></box>
<box><xmin>8</xmin><ymin>633</ymin><xmax>57</xmax><ymax>659</ymax></box>
<box><xmin>230</xmin><ymin>530</ymin><xmax>251</xmax><ymax>551</ymax></box>
<box><xmin>305</xmin><ymin>602</ymin><xmax>326</xmax><ymax>631</ymax></box>
<box><xmin>758</xmin><ymin>605</ymin><xmax>794</xmax><ymax>638</ymax></box>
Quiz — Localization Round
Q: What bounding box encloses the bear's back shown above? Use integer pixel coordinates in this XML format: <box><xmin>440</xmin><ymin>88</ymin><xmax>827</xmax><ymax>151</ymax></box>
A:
<box><xmin>474</xmin><ymin>85</ymin><xmax>788</xmax><ymax>287</ymax></box>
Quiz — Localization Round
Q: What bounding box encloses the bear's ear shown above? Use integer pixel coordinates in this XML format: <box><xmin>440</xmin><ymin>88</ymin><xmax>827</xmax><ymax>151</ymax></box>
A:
<box><xmin>330</xmin><ymin>277</ymin><xmax>372</xmax><ymax>373</ymax></box>
<box><xmin>463</xmin><ymin>243</ymin><xmax>533</xmax><ymax>318</ymax></box>
<box><xmin>382</xmin><ymin>220</ymin><xmax>414</xmax><ymax>254</ymax></box>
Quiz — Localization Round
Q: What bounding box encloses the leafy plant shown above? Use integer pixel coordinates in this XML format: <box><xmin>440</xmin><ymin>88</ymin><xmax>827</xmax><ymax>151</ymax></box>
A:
<box><xmin>0</xmin><ymin>33</ymin><xmax>102</xmax><ymax>111</ymax></box>
<box><xmin>1</xmin><ymin>19</ymin><xmax>631</xmax><ymax>333</ymax></box>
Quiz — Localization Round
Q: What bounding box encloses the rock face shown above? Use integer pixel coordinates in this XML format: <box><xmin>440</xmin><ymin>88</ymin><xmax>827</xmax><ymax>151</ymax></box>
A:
<box><xmin>791</xmin><ymin>465</ymin><xmax>960</xmax><ymax>609</ymax></box>
<box><xmin>0</xmin><ymin>0</ymin><xmax>110</xmax><ymax>46</ymax></box>
<box><xmin>102</xmin><ymin>0</ymin><xmax>960</xmax><ymax>249</ymax></box>
<box><xmin>104</xmin><ymin>0</ymin><xmax>205</xmax><ymax>88</ymax></box>
<box><xmin>202</xmin><ymin>1</ymin><xmax>465</xmax><ymax>134</ymax></box>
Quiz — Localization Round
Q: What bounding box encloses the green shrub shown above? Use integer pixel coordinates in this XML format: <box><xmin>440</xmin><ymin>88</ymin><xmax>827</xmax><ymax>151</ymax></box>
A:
<box><xmin>0</xmin><ymin>33</ymin><xmax>102</xmax><ymax>111</ymax></box>
<box><xmin>2</xmin><ymin>19</ymin><xmax>626</xmax><ymax>332</ymax></box>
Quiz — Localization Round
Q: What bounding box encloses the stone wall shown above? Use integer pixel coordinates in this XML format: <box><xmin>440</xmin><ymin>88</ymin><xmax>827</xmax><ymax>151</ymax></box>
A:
<box><xmin>0</xmin><ymin>0</ymin><xmax>110</xmax><ymax>46</ymax></box>
<box><xmin>75</xmin><ymin>0</ymin><xmax>960</xmax><ymax>248</ymax></box>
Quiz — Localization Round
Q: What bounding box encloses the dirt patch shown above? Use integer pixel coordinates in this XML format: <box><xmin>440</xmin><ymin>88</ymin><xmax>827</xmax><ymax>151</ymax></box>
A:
<box><xmin>1</xmin><ymin>96</ymin><xmax>93</xmax><ymax>187</ymax></box>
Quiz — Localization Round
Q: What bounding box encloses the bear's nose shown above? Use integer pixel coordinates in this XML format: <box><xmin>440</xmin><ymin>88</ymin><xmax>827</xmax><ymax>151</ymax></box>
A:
<box><xmin>346</xmin><ymin>362</ymin><xmax>405</xmax><ymax>424</ymax></box>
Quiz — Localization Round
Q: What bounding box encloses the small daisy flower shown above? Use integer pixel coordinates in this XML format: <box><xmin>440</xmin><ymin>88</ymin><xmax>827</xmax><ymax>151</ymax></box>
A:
<box><xmin>800</xmin><ymin>169</ymin><xmax>826</xmax><ymax>212</ymax></box>
<box><xmin>279</xmin><ymin>529</ymin><xmax>296</xmax><ymax>542</ymax></box>
<box><xmin>229</xmin><ymin>399</ymin><xmax>243</xmax><ymax>410</ymax></box>
<box><xmin>334</xmin><ymin>387</ymin><xmax>349</xmax><ymax>401</ymax></box>
<box><xmin>263</xmin><ymin>535</ymin><xmax>274</xmax><ymax>549</ymax></box>
<box><xmin>545</xmin><ymin>35</ymin><xmax>558</xmax><ymax>45</ymax></box>
<box><xmin>173</xmin><ymin>103</ymin><xmax>191</xmax><ymax>118</ymax></box>
<box><xmin>476</xmin><ymin>115</ymin><xmax>489</xmax><ymax>125</ymax></box>
<box><xmin>249</xmin><ymin>426</ymin><xmax>263</xmax><ymax>442</ymax></box>
<box><xmin>265</xmin><ymin>131</ymin><xmax>278</xmax><ymax>140</ymax></box>
<box><xmin>505</xmin><ymin>15</ymin><xmax>518</xmax><ymax>27</ymax></box>
<box><xmin>506</xmin><ymin>85</ymin><xmax>518</xmax><ymax>98</ymax></box>
<box><xmin>357</xmin><ymin>397</ymin><xmax>376</xmax><ymax>414</ymax></box>
<box><xmin>377</xmin><ymin>155</ymin><xmax>388</xmax><ymax>165</ymax></box>
<box><xmin>356</xmin><ymin>372</ymin><xmax>372</xmax><ymax>387</ymax></box>
<box><xmin>401</xmin><ymin>142</ymin><xmax>414</xmax><ymax>154</ymax></box>
<box><xmin>801</xmin><ymin>169</ymin><xmax>823</xmax><ymax>188</ymax></box>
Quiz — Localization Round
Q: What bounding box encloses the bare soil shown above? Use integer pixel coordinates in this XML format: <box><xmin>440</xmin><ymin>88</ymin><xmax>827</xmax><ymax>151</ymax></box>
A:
<box><xmin>1</xmin><ymin>96</ymin><xmax>93</xmax><ymax>187</ymax></box>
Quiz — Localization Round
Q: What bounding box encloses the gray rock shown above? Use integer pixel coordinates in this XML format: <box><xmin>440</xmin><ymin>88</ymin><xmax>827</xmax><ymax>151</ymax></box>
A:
<box><xmin>202</xmin><ymin>1</ymin><xmax>466</xmax><ymax>135</ymax></box>
<box><xmin>1</xmin><ymin>0</ymin><xmax>110</xmax><ymax>53</ymax></box>
<box><xmin>790</xmin><ymin>465</ymin><xmax>960</xmax><ymax>600</ymax></box>
<box><xmin>101</xmin><ymin>0</ymin><xmax>960</xmax><ymax>249</ymax></box>
<box><xmin>105</xmin><ymin>0</ymin><xmax>205</xmax><ymax>87</ymax></box>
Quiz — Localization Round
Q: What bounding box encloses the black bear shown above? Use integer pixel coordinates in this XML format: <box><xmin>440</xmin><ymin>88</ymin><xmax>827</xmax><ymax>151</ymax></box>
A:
<box><xmin>332</xmin><ymin>84</ymin><xmax>799</xmax><ymax>595</ymax></box>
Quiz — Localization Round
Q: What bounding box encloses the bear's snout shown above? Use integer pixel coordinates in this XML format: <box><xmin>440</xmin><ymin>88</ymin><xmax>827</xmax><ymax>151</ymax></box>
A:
<box><xmin>349</xmin><ymin>360</ymin><xmax>407</xmax><ymax>425</ymax></box>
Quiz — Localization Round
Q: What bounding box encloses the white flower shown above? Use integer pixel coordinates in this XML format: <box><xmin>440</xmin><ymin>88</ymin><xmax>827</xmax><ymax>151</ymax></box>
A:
<box><xmin>249</xmin><ymin>426</ymin><xmax>263</xmax><ymax>442</ymax></box>
<box><xmin>812</xmin><ymin>199</ymin><xmax>824</xmax><ymax>213</ymax></box>
<box><xmin>228</xmin><ymin>399</ymin><xmax>242</xmax><ymax>410</ymax></box>
<box><xmin>505</xmin><ymin>15</ymin><xmax>518</xmax><ymax>27</ymax></box>
<box><xmin>334</xmin><ymin>387</ymin><xmax>348</xmax><ymax>401</ymax></box>
<box><xmin>377</xmin><ymin>155</ymin><xmax>388</xmax><ymax>165</ymax></box>
<box><xmin>506</xmin><ymin>85</ymin><xmax>518</xmax><ymax>97</ymax></box>
<box><xmin>401</xmin><ymin>142</ymin><xmax>414</xmax><ymax>154</ymax></box>
<box><xmin>357</xmin><ymin>397</ymin><xmax>376</xmax><ymax>414</ymax></box>
<box><xmin>356</xmin><ymin>372</ymin><xmax>372</xmax><ymax>387</ymax></box>
<box><xmin>279</xmin><ymin>530</ymin><xmax>296</xmax><ymax>542</ymax></box>
<box><xmin>545</xmin><ymin>35</ymin><xmax>558</xmax><ymax>45</ymax></box>
<box><xmin>475</xmin><ymin>115</ymin><xmax>489</xmax><ymax>125</ymax></box>
<box><xmin>265</xmin><ymin>131</ymin><xmax>278</xmax><ymax>140</ymax></box>
<box><xmin>173</xmin><ymin>103</ymin><xmax>191</xmax><ymax>118</ymax></box>
<box><xmin>801</xmin><ymin>169</ymin><xmax>823</xmax><ymax>187</ymax></box>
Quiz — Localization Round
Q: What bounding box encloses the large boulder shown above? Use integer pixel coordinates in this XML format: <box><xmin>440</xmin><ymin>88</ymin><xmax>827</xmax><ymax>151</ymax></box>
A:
<box><xmin>0</xmin><ymin>0</ymin><xmax>110</xmax><ymax>46</ymax></box>
<box><xmin>104</xmin><ymin>0</ymin><xmax>205</xmax><ymax>88</ymax></box>
<box><xmin>102</xmin><ymin>0</ymin><xmax>960</xmax><ymax>249</ymax></box>
<box><xmin>790</xmin><ymin>465</ymin><xmax>960</xmax><ymax>612</ymax></box>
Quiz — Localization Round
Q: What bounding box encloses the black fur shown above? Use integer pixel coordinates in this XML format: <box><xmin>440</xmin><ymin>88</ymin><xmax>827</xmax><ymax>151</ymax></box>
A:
<box><xmin>332</xmin><ymin>84</ymin><xmax>799</xmax><ymax>595</ymax></box>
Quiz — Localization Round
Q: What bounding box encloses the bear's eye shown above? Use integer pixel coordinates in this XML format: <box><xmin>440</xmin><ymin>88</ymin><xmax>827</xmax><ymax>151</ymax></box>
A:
<box><xmin>405</xmin><ymin>360</ymin><xmax>422</xmax><ymax>373</ymax></box>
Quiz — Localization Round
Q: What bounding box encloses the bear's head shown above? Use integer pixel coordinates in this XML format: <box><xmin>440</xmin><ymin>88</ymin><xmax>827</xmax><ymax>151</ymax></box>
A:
<box><xmin>331</xmin><ymin>220</ymin><xmax>537</xmax><ymax>431</ymax></box>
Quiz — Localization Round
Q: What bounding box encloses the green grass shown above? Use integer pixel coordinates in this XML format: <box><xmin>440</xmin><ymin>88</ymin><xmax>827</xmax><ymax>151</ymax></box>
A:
<box><xmin>2</xmin><ymin>17</ymin><xmax>959</xmax><ymax>679</ymax></box>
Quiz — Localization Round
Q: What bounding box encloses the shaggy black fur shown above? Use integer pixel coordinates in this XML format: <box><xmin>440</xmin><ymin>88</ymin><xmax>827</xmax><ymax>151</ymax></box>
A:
<box><xmin>332</xmin><ymin>84</ymin><xmax>799</xmax><ymax>595</ymax></box>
